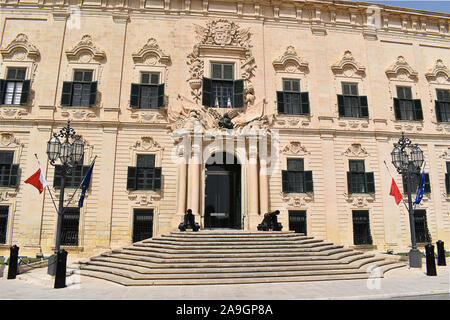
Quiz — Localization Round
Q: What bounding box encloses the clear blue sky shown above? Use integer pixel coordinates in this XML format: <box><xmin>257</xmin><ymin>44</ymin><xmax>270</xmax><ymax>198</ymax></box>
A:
<box><xmin>352</xmin><ymin>1</ymin><xmax>450</xmax><ymax>14</ymax></box>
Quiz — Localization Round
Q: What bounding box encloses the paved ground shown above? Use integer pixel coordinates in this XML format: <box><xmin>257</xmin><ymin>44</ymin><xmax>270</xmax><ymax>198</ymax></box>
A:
<box><xmin>0</xmin><ymin>258</ymin><xmax>448</xmax><ymax>300</ymax></box>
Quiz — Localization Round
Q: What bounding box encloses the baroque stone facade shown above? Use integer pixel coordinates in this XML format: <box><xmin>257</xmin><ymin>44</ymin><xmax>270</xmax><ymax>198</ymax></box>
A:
<box><xmin>0</xmin><ymin>0</ymin><xmax>449</xmax><ymax>257</ymax></box>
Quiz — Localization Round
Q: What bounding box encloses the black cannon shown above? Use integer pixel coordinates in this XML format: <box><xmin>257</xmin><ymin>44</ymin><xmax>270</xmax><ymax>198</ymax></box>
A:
<box><xmin>257</xmin><ymin>210</ymin><xmax>283</xmax><ymax>231</ymax></box>
<box><xmin>218</xmin><ymin>113</ymin><xmax>234</xmax><ymax>129</ymax></box>
<box><xmin>178</xmin><ymin>209</ymin><xmax>200</xmax><ymax>232</ymax></box>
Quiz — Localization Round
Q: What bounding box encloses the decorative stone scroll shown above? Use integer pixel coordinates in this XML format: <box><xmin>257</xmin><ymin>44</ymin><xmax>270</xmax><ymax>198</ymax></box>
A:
<box><xmin>280</xmin><ymin>192</ymin><xmax>314</xmax><ymax>208</ymax></box>
<box><xmin>342</xmin><ymin>143</ymin><xmax>369</xmax><ymax>158</ymax></box>
<box><xmin>343</xmin><ymin>192</ymin><xmax>375</xmax><ymax>207</ymax></box>
<box><xmin>385</xmin><ymin>56</ymin><xmax>418</xmax><ymax>82</ymax></box>
<box><xmin>272</xmin><ymin>46</ymin><xmax>309</xmax><ymax>74</ymax></box>
<box><xmin>425</xmin><ymin>59</ymin><xmax>450</xmax><ymax>84</ymax></box>
<box><xmin>280</xmin><ymin>141</ymin><xmax>309</xmax><ymax>156</ymax></box>
<box><xmin>131</xmin><ymin>136</ymin><xmax>164</xmax><ymax>152</ymax></box>
<box><xmin>65</xmin><ymin>35</ymin><xmax>106</xmax><ymax>63</ymax></box>
<box><xmin>331</xmin><ymin>50</ymin><xmax>366</xmax><ymax>78</ymax></box>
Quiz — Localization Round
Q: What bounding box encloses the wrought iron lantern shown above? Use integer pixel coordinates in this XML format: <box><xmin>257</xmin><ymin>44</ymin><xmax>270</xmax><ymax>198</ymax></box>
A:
<box><xmin>46</xmin><ymin>136</ymin><xmax>61</xmax><ymax>163</ymax></box>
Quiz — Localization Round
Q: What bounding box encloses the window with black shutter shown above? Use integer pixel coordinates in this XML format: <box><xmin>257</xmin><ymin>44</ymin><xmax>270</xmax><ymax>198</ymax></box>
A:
<box><xmin>347</xmin><ymin>160</ymin><xmax>375</xmax><ymax>194</ymax></box>
<box><xmin>61</xmin><ymin>70</ymin><xmax>97</xmax><ymax>107</ymax></box>
<box><xmin>0</xmin><ymin>206</ymin><xmax>8</xmax><ymax>244</ymax></box>
<box><xmin>393</xmin><ymin>86</ymin><xmax>423</xmax><ymax>121</ymax></box>
<box><xmin>289</xmin><ymin>210</ymin><xmax>307</xmax><ymax>235</ymax></box>
<box><xmin>0</xmin><ymin>151</ymin><xmax>19</xmax><ymax>188</ymax></box>
<box><xmin>337</xmin><ymin>82</ymin><xmax>368</xmax><ymax>118</ymax></box>
<box><xmin>133</xmin><ymin>209</ymin><xmax>153</xmax><ymax>242</ymax></box>
<box><xmin>277</xmin><ymin>79</ymin><xmax>310</xmax><ymax>115</ymax></box>
<box><xmin>402</xmin><ymin>171</ymin><xmax>431</xmax><ymax>194</ymax></box>
<box><xmin>413</xmin><ymin>210</ymin><xmax>431</xmax><ymax>243</ymax></box>
<box><xmin>202</xmin><ymin>63</ymin><xmax>244</xmax><ymax>108</ymax></box>
<box><xmin>130</xmin><ymin>72</ymin><xmax>164</xmax><ymax>109</ymax></box>
<box><xmin>446</xmin><ymin>162</ymin><xmax>450</xmax><ymax>194</ymax></box>
<box><xmin>127</xmin><ymin>154</ymin><xmax>162</xmax><ymax>190</ymax></box>
<box><xmin>352</xmin><ymin>210</ymin><xmax>373</xmax><ymax>245</ymax></box>
<box><xmin>281</xmin><ymin>158</ymin><xmax>313</xmax><ymax>193</ymax></box>
<box><xmin>60</xmin><ymin>208</ymin><xmax>80</xmax><ymax>246</ymax></box>
<box><xmin>53</xmin><ymin>156</ymin><xmax>89</xmax><ymax>188</ymax></box>
<box><xmin>435</xmin><ymin>89</ymin><xmax>450</xmax><ymax>122</ymax></box>
<box><xmin>0</xmin><ymin>67</ymin><xmax>30</xmax><ymax>105</ymax></box>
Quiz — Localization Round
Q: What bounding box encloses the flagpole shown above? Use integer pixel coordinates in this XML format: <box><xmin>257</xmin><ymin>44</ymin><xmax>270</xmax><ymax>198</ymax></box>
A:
<box><xmin>412</xmin><ymin>161</ymin><xmax>426</xmax><ymax>212</ymax></box>
<box><xmin>60</xmin><ymin>155</ymin><xmax>97</xmax><ymax>215</ymax></box>
<box><xmin>384</xmin><ymin>160</ymin><xmax>410</xmax><ymax>212</ymax></box>
<box><xmin>34</xmin><ymin>154</ymin><xmax>59</xmax><ymax>215</ymax></box>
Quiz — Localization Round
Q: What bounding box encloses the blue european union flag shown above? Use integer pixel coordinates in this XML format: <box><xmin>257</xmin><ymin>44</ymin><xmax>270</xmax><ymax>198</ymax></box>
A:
<box><xmin>414</xmin><ymin>170</ymin><xmax>426</xmax><ymax>205</ymax></box>
<box><xmin>78</xmin><ymin>161</ymin><xmax>94</xmax><ymax>208</ymax></box>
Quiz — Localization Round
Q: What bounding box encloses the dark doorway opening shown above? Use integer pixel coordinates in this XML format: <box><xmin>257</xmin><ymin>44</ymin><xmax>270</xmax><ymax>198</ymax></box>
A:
<box><xmin>289</xmin><ymin>210</ymin><xmax>307</xmax><ymax>235</ymax></box>
<box><xmin>204</xmin><ymin>152</ymin><xmax>241</xmax><ymax>229</ymax></box>
<box><xmin>413</xmin><ymin>210</ymin><xmax>431</xmax><ymax>243</ymax></box>
<box><xmin>133</xmin><ymin>209</ymin><xmax>153</xmax><ymax>242</ymax></box>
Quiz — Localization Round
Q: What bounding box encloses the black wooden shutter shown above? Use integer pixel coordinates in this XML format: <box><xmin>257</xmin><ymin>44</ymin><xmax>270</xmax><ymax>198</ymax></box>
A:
<box><xmin>0</xmin><ymin>79</ymin><xmax>6</xmax><ymax>104</ymax></box>
<box><xmin>61</xmin><ymin>81</ymin><xmax>73</xmax><ymax>106</ymax></box>
<box><xmin>233</xmin><ymin>79</ymin><xmax>244</xmax><ymax>108</ymax></box>
<box><xmin>277</xmin><ymin>91</ymin><xmax>285</xmax><ymax>113</ymax></box>
<box><xmin>20</xmin><ymin>80</ymin><xmax>31</xmax><ymax>105</ymax></box>
<box><xmin>89</xmin><ymin>81</ymin><xmax>97</xmax><ymax>106</ymax></box>
<box><xmin>365</xmin><ymin>172</ymin><xmax>375</xmax><ymax>193</ymax></box>
<box><xmin>157</xmin><ymin>83</ymin><xmax>165</xmax><ymax>108</ymax></box>
<box><xmin>445</xmin><ymin>173</ymin><xmax>449</xmax><ymax>194</ymax></box>
<box><xmin>8</xmin><ymin>164</ymin><xmax>19</xmax><ymax>187</ymax></box>
<box><xmin>130</xmin><ymin>84</ymin><xmax>141</xmax><ymax>108</ymax></box>
<box><xmin>413</xmin><ymin>99</ymin><xmax>423</xmax><ymax>120</ymax></box>
<box><xmin>202</xmin><ymin>77</ymin><xmax>212</xmax><ymax>107</ymax></box>
<box><xmin>282</xmin><ymin>170</ymin><xmax>289</xmax><ymax>192</ymax></box>
<box><xmin>435</xmin><ymin>101</ymin><xmax>442</xmax><ymax>122</ymax></box>
<box><xmin>152</xmin><ymin>167</ymin><xmax>162</xmax><ymax>190</ymax></box>
<box><xmin>304</xmin><ymin>171</ymin><xmax>313</xmax><ymax>193</ymax></box>
<box><xmin>127</xmin><ymin>166</ymin><xmax>137</xmax><ymax>190</ymax></box>
<box><xmin>359</xmin><ymin>96</ymin><xmax>369</xmax><ymax>118</ymax></box>
<box><xmin>337</xmin><ymin>95</ymin><xmax>345</xmax><ymax>116</ymax></box>
<box><xmin>300</xmin><ymin>92</ymin><xmax>310</xmax><ymax>114</ymax></box>
<box><xmin>347</xmin><ymin>172</ymin><xmax>353</xmax><ymax>193</ymax></box>
<box><xmin>393</xmin><ymin>98</ymin><xmax>401</xmax><ymax>120</ymax></box>
<box><xmin>424</xmin><ymin>173</ymin><xmax>431</xmax><ymax>193</ymax></box>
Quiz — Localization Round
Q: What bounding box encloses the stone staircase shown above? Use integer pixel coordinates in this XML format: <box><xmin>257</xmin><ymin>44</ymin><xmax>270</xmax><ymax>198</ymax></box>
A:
<box><xmin>77</xmin><ymin>230</ymin><xmax>406</xmax><ymax>286</ymax></box>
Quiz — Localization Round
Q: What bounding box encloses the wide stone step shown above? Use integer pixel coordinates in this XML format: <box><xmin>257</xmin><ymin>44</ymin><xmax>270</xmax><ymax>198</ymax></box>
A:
<box><xmin>157</xmin><ymin>234</ymin><xmax>313</xmax><ymax>242</ymax></box>
<box><xmin>146</xmin><ymin>238</ymin><xmax>322</xmax><ymax>246</ymax></box>
<box><xmin>102</xmin><ymin>250</ymin><xmax>363</xmax><ymax>264</ymax></box>
<box><xmin>79</xmin><ymin>269</ymin><xmax>371</xmax><ymax>286</ymax></box>
<box><xmin>79</xmin><ymin>264</ymin><xmax>368</xmax><ymax>280</ymax></box>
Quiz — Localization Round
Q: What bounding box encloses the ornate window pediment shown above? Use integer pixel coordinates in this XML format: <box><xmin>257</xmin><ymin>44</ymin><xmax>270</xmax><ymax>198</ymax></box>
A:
<box><xmin>0</xmin><ymin>33</ymin><xmax>40</xmax><ymax>62</ymax></box>
<box><xmin>425</xmin><ymin>59</ymin><xmax>450</xmax><ymax>84</ymax></box>
<box><xmin>280</xmin><ymin>141</ymin><xmax>309</xmax><ymax>156</ymax></box>
<box><xmin>385</xmin><ymin>56</ymin><xmax>418</xmax><ymax>82</ymax></box>
<box><xmin>131</xmin><ymin>136</ymin><xmax>164</xmax><ymax>152</ymax></box>
<box><xmin>331</xmin><ymin>51</ymin><xmax>365</xmax><ymax>78</ymax></box>
<box><xmin>273</xmin><ymin>46</ymin><xmax>309</xmax><ymax>74</ymax></box>
<box><xmin>65</xmin><ymin>35</ymin><xmax>106</xmax><ymax>63</ymax></box>
<box><xmin>342</xmin><ymin>143</ymin><xmax>369</xmax><ymax>158</ymax></box>
<box><xmin>132</xmin><ymin>38</ymin><xmax>171</xmax><ymax>66</ymax></box>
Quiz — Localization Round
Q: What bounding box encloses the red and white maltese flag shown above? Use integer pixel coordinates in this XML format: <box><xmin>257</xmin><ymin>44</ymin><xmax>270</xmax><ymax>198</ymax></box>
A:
<box><xmin>25</xmin><ymin>165</ymin><xmax>48</xmax><ymax>194</ymax></box>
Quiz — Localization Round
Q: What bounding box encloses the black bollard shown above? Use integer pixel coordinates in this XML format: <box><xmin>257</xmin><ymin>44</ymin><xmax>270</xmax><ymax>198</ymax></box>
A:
<box><xmin>425</xmin><ymin>244</ymin><xmax>437</xmax><ymax>276</ymax></box>
<box><xmin>54</xmin><ymin>249</ymin><xmax>68</xmax><ymax>289</ymax></box>
<box><xmin>436</xmin><ymin>240</ymin><xmax>446</xmax><ymax>266</ymax></box>
<box><xmin>7</xmin><ymin>245</ymin><xmax>19</xmax><ymax>280</ymax></box>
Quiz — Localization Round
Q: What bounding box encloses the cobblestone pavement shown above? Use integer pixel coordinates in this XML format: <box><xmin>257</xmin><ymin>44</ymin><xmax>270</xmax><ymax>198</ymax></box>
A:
<box><xmin>0</xmin><ymin>259</ymin><xmax>448</xmax><ymax>300</ymax></box>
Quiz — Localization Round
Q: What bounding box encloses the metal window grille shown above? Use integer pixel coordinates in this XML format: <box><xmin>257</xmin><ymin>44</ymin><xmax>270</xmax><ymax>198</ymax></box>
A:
<box><xmin>133</xmin><ymin>210</ymin><xmax>153</xmax><ymax>242</ymax></box>
<box><xmin>0</xmin><ymin>206</ymin><xmax>8</xmax><ymax>244</ymax></box>
<box><xmin>211</xmin><ymin>80</ymin><xmax>233</xmax><ymax>108</ymax></box>
<box><xmin>289</xmin><ymin>211</ymin><xmax>307</xmax><ymax>235</ymax></box>
<box><xmin>352</xmin><ymin>211</ymin><xmax>373</xmax><ymax>245</ymax></box>
<box><xmin>413</xmin><ymin>210</ymin><xmax>431</xmax><ymax>243</ymax></box>
<box><xmin>60</xmin><ymin>208</ymin><xmax>80</xmax><ymax>246</ymax></box>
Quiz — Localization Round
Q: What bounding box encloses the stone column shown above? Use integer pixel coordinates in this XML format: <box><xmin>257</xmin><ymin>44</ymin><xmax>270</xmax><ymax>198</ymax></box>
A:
<box><xmin>248</xmin><ymin>135</ymin><xmax>259</xmax><ymax>229</ymax></box>
<box><xmin>187</xmin><ymin>134</ymin><xmax>202</xmax><ymax>217</ymax></box>
<box><xmin>259</xmin><ymin>158</ymin><xmax>269</xmax><ymax>216</ymax></box>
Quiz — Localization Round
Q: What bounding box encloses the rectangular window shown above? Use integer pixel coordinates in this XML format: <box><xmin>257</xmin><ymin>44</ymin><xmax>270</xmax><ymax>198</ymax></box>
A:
<box><xmin>445</xmin><ymin>162</ymin><xmax>450</xmax><ymax>194</ymax></box>
<box><xmin>435</xmin><ymin>89</ymin><xmax>450</xmax><ymax>122</ymax></box>
<box><xmin>282</xmin><ymin>158</ymin><xmax>313</xmax><ymax>193</ymax></box>
<box><xmin>347</xmin><ymin>160</ymin><xmax>375</xmax><ymax>194</ymax></box>
<box><xmin>129</xmin><ymin>73</ymin><xmax>164</xmax><ymax>109</ymax></box>
<box><xmin>127</xmin><ymin>155</ymin><xmax>162</xmax><ymax>190</ymax></box>
<box><xmin>0</xmin><ymin>151</ymin><xmax>19</xmax><ymax>188</ymax></box>
<box><xmin>352</xmin><ymin>210</ymin><xmax>373</xmax><ymax>245</ymax></box>
<box><xmin>2</xmin><ymin>67</ymin><xmax>29</xmax><ymax>105</ymax></box>
<box><xmin>141</xmin><ymin>72</ymin><xmax>160</xmax><ymax>85</ymax></box>
<box><xmin>394</xmin><ymin>86</ymin><xmax>423</xmax><ymax>121</ymax></box>
<box><xmin>0</xmin><ymin>206</ymin><xmax>8</xmax><ymax>244</ymax></box>
<box><xmin>413</xmin><ymin>210</ymin><xmax>431</xmax><ymax>243</ymax></box>
<box><xmin>402</xmin><ymin>172</ymin><xmax>431</xmax><ymax>194</ymax></box>
<box><xmin>277</xmin><ymin>79</ymin><xmax>310</xmax><ymax>115</ymax></box>
<box><xmin>289</xmin><ymin>210</ymin><xmax>307</xmax><ymax>235</ymax></box>
<box><xmin>60</xmin><ymin>70</ymin><xmax>97</xmax><ymax>107</ymax></box>
<box><xmin>133</xmin><ymin>209</ymin><xmax>153</xmax><ymax>242</ymax></box>
<box><xmin>337</xmin><ymin>82</ymin><xmax>368</xmax><ymax>118</ymax></box>
<box><xmin>60</xmin><ymin>208</ymin><xmax>80</xmax><ymax>246</ymax></box>
<box><xmin>53</xmin><ymin>156</ymin><xmax>89</xmax><ymax>188</ymax></box>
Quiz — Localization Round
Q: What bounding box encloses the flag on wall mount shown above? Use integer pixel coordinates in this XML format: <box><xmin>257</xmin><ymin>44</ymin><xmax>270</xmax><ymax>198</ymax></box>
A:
<box><xmin>25</xmin><ymin>164</ymin><xmax>48</xmax><ymax>194</ymax></box>
<box><xmin>389</xmin><ymin>178</ymin><xmax>403</xmax><ymax>205</ymax></box>
<box><xmin>78</xmin><ymin>160</ymin><xmax>95</xmax><ymax>208</ymax></box>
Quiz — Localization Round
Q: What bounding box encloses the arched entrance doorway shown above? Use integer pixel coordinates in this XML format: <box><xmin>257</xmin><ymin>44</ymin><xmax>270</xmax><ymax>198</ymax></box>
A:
<box><xmin>204</xmin><ymin>152</ymin><xmax>241</xmax><ymax>229</ymax></box>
